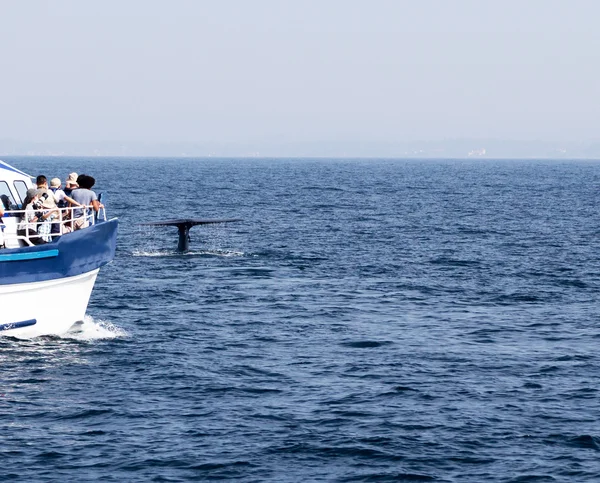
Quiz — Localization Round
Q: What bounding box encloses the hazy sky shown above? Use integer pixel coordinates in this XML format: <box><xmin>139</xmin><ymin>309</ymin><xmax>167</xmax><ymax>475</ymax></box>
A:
<box><xmin>1</xmin><ymin>0</ymin><xmax>598</xmax><ymax>146</ymax></box>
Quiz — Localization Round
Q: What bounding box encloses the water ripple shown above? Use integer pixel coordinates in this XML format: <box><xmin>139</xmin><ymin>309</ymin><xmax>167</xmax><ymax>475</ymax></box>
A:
<box><xmin>2</xmin><ymin>158</ymin><xmax>600</xmax><ymax>482</ymax></box>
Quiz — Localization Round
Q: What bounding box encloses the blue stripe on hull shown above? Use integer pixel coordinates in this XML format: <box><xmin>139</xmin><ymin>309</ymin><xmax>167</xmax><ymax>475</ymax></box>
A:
<box><xmin>0</xmin><ymin>249</ymin><xmax>59</xmax><ymax>262</ymax></box>
<box><xmin>0</xmin><ymin>319</ymin><xmax>37</xmax><ymax>331</ymax></box>
<box><xmin>0</xmin><ymin>218</ymin><xmax>118</xmax><ymax>285</ymax></box>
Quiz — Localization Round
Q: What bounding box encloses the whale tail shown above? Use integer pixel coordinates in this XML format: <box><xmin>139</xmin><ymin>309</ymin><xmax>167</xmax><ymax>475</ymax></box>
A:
<box><xmin>140</xmin><ymin>218</ymin><xmax>242</xmax><ymax>252</ymax></box>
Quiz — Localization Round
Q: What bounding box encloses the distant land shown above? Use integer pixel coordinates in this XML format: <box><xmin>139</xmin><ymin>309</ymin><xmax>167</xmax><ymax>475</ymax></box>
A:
<box><xmin>1</xmin><ymin>138</ymin><xmax>600</xmax><ymax>159</ymax></box>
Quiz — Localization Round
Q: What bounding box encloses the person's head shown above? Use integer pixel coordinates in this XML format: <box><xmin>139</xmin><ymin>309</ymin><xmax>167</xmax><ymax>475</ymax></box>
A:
<box><xmin>36</xmin><ymin>175</ymin><xmax>48</xmax><ymax>188</ymax></box>
<box><xmin>0</xmin><ymin>194</ymin><xmax>10</xmax><ymax>210</ymax></box>
<box><xmin>77</xmin><ymin>174</ymin><xmax>96</xmax><ymax>190</ymax></box>
<box><xmin>50</xmin><ymin>178</ymin><xmax>61</xmax><ymax>189</ymax></box>
<box><xmin>23</xmin><ymin>188</ymin><xmax>43</xmax><ymax>208</ymax></box>
<box><xmin>66</xmin><ymin>172</ymin><xmax>78</xmax><ymax>189</ymax></box>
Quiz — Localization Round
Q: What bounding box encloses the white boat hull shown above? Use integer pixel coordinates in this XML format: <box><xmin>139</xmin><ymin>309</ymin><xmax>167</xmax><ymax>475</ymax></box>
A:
<box><xmin>0</xmin><ymin>269</ymin><xmax>100</xmax><ymax>338</ymax></box>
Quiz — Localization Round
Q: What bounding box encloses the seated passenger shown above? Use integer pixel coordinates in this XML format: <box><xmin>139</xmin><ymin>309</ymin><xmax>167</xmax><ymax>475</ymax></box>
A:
<box><xmin>0</xmin><ymin>194</ymin><xmax>9</xmax><ymax>212</ymax></box>
<box><xmin>0</xmin><ymin>194</ymin><xmax>15</xmax><ymax>248</ymax></box>
<box><xmin>17</xmin><ymin>189</ymin><xmax>48</xmax><ymax>245</ymax></box>
<box><xmin>0</xmin><ymin>196</ymin><xmax>4</xmax><ymax>245</ymax></box>
<box><xmin>0</xmin><ymin>203</ymin><xmax>3</xmax><ymax>249</ymax></box>
<box><xmin>70</xmin><ymin>174</ymin><xmax>103</xmax><ymax>230</ymax></box>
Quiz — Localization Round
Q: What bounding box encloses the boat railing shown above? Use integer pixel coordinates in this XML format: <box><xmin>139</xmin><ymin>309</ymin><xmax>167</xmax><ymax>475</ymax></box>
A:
<box><xmin>0</xmin><ymin>204</ymin><xmax>107</xmax><ymax>247</ymax></box>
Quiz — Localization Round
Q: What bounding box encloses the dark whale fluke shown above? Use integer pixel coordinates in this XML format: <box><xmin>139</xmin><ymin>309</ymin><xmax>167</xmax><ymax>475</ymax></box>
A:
<box><xmin>140</xmin><ymin>218</ymin><xmax>242</xmax><ymax>252</ymax></box>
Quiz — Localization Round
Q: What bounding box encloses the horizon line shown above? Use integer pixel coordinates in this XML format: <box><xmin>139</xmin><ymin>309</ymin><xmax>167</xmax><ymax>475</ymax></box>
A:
<box><xmin>2</xmin><ymin>154</ymin><xmax>600</xmax><ymax>161</ymax></box>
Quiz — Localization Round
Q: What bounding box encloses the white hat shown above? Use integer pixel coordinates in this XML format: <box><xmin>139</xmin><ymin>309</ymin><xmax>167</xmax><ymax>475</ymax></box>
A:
<box><xmin>66</xmin><ymin>172</ymin><xmax>78</xmax><ymax>187</ymax></box>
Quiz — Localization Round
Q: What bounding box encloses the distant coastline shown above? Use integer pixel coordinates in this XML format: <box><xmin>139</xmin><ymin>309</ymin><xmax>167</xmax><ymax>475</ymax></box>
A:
<box><xmin>1</xmin><ymin>139</ymin><xmax>599</xmax><ymax>159</ymax></box>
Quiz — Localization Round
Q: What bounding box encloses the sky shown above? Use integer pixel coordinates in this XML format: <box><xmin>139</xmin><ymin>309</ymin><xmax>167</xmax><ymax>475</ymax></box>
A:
<box><xmin>0</xmin><ymin>0</ymin><xmax>598</xmax><ymax>151</ymax></box>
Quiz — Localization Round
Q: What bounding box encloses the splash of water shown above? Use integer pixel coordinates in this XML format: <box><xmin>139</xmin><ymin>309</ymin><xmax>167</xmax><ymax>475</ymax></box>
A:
<box><xmin>63</xmin><ymin>315</ymin><xmax>128</xmax><ymax>341</ymax></box>
<box><xmin>133</xmin><ymin>225</ymin><xmax>243</xmax><ymax>258</ymax></box>
<box><xmin>132</xmin><ymin>249</ymin><xmax>244</xmax><ymax>257</ymax></box>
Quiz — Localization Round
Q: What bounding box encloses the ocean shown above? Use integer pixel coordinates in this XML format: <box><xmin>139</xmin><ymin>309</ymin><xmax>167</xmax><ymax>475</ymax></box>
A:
<box><xmin>1</xmin><ymin>157</ymin><xmax>600</xmax><ymax>482</ymax></box>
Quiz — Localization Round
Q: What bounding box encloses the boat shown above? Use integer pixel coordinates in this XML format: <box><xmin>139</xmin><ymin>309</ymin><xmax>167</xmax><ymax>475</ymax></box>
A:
<box><xmin>0</xmin><ymin>160</ymin><xmax>118</xmax><ymax>337</ymax></box>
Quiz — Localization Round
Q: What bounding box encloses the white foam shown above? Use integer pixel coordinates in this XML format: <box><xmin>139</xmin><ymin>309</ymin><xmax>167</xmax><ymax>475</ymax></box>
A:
<box><xmin>63</xmin><ymin>315</ymin><xmax>128</xmax><ymax>341</ymax></box>
<box><xmin>132</xmin><ymin>249</ymin><xmax>178</xmax><ymax>257</ymax></box>
<box><xmin>132</xmin><ymin>249</ymin><xmax>244</xmax><ymax>257</ymax></box>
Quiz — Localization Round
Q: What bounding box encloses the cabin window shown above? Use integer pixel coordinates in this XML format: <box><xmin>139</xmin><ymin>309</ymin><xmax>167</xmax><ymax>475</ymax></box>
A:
<box><xmin>0</xmin><ymin>181</ymin><xmax>17</xmax><ymax>210</ymax></box>
<box><xmin>13</xmin><ymin>180</ymin><xmax>28</xmax><ymax>204</ymax></box>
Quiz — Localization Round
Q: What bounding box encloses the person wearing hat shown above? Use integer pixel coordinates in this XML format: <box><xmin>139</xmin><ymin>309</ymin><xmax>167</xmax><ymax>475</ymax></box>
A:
<box><xmin>64</xmin><ymin>172</ymin><xmax>79</xmax><ymax>197</ymax></box>
<box><xmin>37</xmin><ymin>182</ymin><xmax>68</xmax><ymax>241</ymax></box>
<box><xmin>17</xmin><ymin>188</ymin><xmax>49</xmax><ymax>245</ymax></box>
<box><xmin>48</xmin><ymin>177</ymin><xmax>82</xmax><ymax>238</ymax></box>
<box><xmin>49</xmin><ymin>177</ymin><xmax>80</xmax><ymax>208</ymax></box>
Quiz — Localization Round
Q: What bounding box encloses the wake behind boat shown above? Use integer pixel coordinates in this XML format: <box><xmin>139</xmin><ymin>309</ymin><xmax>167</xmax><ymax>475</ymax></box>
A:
<box><xmin>0</xmin><ymin>160</ymin><xmax>118</xmax><ymax>338</ymax></box>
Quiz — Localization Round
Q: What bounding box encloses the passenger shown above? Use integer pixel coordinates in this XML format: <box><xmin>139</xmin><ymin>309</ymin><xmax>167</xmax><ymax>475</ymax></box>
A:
<box><xmin>49</xmin><ymin>178</ymin><xmax>82</xmax><ymax>237</ymax></box>
<box><xmin>0</xmin><ymin>196</ymin><xmax>4</xmax><ymax>244</ymax></box>
<box><xmin>36</xmin><ymin>175</ymin><xmax>48</xmax><ymax>189</ymax></box>
<box><xmin>0</xmin><ymin>194</ymin><xmax>12</xmax><ymax>247</ymax></box>
<box><xmin>36</xmin><ymin>175</ymin><xmax>57</xmax><ymax>210</ymax></box>
<box><xmin>0</xmin><ymin>199</ymin><xmax>4</xmax><ymax>249</ymax></box>
<box><xmin>37</xmin><ymin>194</ymin><xmax>60</xmax><ymax>242</ymax></box>
<box><xmin>0</xmin><ymin>194</ymin><xmax>13</xmax><ymax>246</ymax></box>
<box><xmin>70</xmin><ymin>174</ymin><xmax>103</xmax><ymax>230</ymax></box>
<box><xmin>0</xmin><ymin>194</ymin><xmax>10</xmax><ymax>212</ymax></box>
<box><xmin>49</xmin><ymin>178</ymin><xmax>80</xmax><ymax>208</ymax></box>
<box><xmin>17</xmin><ymin>188</ymin><xmax>48</xmax><ymax>245</ymax></box>
<box><xmin>64</xmin><ymin>172</ymin><xmax>79</xmax><ymax>197</ymax></box>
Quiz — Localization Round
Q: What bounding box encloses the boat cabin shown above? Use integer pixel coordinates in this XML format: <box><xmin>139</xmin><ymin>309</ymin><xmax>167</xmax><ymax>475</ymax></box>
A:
<box><xmin>0</xmin><ymin>160</ymin><xmax>32</xmax><ymax>208</ymax></box>
<box><xmin>0</xmin><ymin>160</ymin><xmax>34</xmax><ymax>248</ymax></box>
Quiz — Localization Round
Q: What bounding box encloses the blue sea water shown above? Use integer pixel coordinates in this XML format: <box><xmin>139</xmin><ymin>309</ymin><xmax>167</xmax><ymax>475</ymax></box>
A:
<box><xmin>1</xmin><ymin>157</ymin><xmax>600</xmax><ymax>482</ymax></box>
